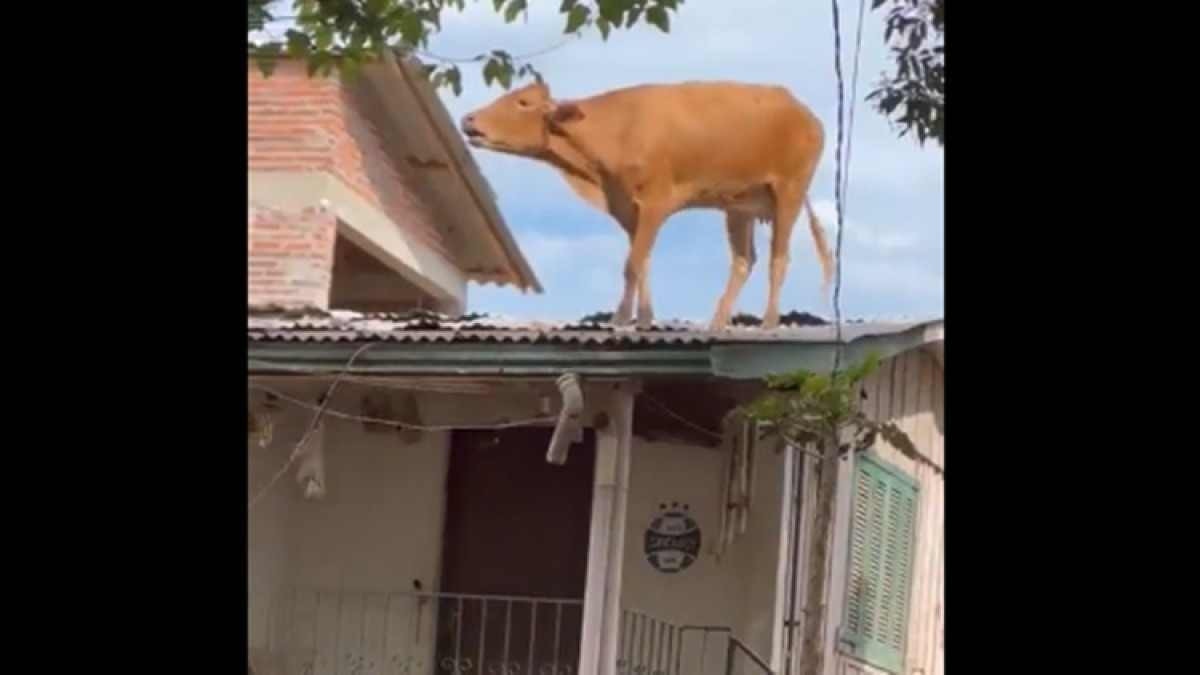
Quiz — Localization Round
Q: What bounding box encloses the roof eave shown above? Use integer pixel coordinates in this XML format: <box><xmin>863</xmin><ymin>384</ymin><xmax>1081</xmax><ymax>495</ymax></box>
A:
<box><xmin>709</xmin><ymin>319</ymin><xmax>944</xmax><ymax>379</ymax></box>
<box><xmin>381</xmin><ymin>51</ymin><xmax>543</xmax><ymax>294</ymax></box>
<box><xmin>248</xmin><ymin>342</ymin><xmax>713</xmax><ymax>377</ymax></box>
<box><xmin>247</xmin><ymin>320</ymin><xmax>943</xmax><ymax>379</ymax></box>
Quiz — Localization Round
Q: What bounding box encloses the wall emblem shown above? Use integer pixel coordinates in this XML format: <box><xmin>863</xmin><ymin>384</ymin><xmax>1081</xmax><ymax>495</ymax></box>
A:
<box><xmin>643</xmin><ymin>502</ymin><xmax>700</xmax><ymax>573</ymax></box>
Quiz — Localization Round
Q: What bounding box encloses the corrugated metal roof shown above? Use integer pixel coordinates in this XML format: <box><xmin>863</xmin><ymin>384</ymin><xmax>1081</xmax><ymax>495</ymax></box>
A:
<box><xmin>247</xmin><ymin>309</ymin><xmax>937</xmax><ymax>346</ymax></box>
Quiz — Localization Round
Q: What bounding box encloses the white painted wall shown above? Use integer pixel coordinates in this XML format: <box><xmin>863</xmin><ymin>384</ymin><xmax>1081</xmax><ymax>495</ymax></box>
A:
<box><xmin>248</xmin><ymin>383</ymin><xmax>452</xmax><ymax>675</ymax></box>
<box><xmin>619</xmin><ymin>440</ymin><xmax>788</xmax><ymax>674</ymax></box>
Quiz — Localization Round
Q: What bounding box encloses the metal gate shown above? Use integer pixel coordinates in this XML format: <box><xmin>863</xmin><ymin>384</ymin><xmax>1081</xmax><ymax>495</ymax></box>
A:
<box><xmin>251</xmin><ymin>586</ymin><xmax>582</xmax><ymax>675</ymax></box>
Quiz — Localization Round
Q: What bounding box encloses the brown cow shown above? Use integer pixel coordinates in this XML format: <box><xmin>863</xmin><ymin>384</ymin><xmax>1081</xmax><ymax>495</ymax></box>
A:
<box><xmin>460</xmin><ymin>80</ymin><xmax>833</xmax><ymax>329</ymax></box>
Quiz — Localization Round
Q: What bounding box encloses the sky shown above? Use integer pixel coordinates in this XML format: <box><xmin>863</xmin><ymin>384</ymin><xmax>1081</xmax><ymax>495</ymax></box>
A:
<box><xmin>263</xmin><ymin>1</ymin><xmax>944</xmax><ymax>323</ymax></box>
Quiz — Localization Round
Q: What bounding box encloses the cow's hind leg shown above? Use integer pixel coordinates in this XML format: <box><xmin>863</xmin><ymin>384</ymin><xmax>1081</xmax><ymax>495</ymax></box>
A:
<box><xmin>709</xmin><ymin>210</ymin><xmax>756</xmax><ymax>330</ymax></box>
<box><xmin>763</xmin><ymin>182</ymin><xmax>808</xmax><ymax>329</ymax></box>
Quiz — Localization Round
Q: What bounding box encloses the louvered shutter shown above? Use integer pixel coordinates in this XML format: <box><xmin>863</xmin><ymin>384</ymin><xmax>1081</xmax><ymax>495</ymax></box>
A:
<box><xmin>840</xmin><ymin>453</ymin><xmax>918</xmax><ymax>674</ymax></box>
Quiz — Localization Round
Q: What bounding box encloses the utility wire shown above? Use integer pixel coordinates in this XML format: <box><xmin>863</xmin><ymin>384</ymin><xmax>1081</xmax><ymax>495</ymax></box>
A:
<box><xmin>248</xmin><ymin>343</ymin><xmax>373</xmax><ymax>510</ymax></box>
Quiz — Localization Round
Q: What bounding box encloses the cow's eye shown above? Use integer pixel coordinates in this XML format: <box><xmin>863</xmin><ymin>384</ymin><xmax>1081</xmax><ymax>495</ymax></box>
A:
<box><xmin>517</xmin><ymin>99</ymin><xmax>529</xmax><ymax>108</ymax></box>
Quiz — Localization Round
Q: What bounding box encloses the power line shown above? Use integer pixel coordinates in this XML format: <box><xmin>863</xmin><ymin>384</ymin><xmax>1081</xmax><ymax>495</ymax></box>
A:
<box><xmin>842</xmin><ymin>0</ymin><xmax>868</xmax><ymax>212</ymax></box>
<box><xmin>830</xmin><ymin>0</ymin><xmax>848</xmax><ymax>374</ymax></box>
<box><xmin>257</xmin><ymin>15</ymin><xmax>577</xmax><ymax>66</ymax></box>
<box><xmin>640</xmin><ymin>393</ymin><xmax>724</xmax><ymax>443</ymax></box>
<box><xmin>249</xmin><ymin>383</ymin><xmax>557</xmax><ymax>432</ymax></box>
<box><xmin>248</xmin><ymin>343</ymin><xmax>374</xmax><ymax>510</ymax></box>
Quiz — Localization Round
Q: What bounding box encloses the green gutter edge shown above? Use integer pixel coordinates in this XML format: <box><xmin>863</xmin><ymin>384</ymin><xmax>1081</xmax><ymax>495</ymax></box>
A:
<box><xmin>247</xmin><ymin>321</ymin><xmax>942</xmax><ymax>379</ymax></box>
<box><xmin>711</xmin><ymin>321</ymin><xmax>943</xmax><ymax>379</ymax></box>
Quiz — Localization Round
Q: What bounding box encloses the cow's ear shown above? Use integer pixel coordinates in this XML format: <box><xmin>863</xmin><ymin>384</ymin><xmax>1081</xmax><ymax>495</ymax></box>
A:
<box><xmin>548</xmin><ymin>101</ymin><xmax>585</xmax><ymax>125</ymax></box>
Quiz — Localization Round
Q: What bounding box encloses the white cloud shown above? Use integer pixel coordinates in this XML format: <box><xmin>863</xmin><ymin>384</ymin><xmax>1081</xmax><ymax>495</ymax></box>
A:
<box><xmin>844</xmin><ymin>258</ymin><xmax>944</xmax><ymax>304</ymax></box>
<box><xmin>808</xmin><ymin>199</ymin><xmax>921</xmax><ymax>255</ymax></box>
<box><xmin>518</xmin><ymin>229</ymin><xmax>626</xmax><ymax>274</ymax></box>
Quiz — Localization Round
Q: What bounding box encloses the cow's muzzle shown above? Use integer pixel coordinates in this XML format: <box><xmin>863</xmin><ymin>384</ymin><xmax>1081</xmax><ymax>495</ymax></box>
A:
<box><xmin>460</xmin><ymin>114</ymin><xmax>485</xmax><ymax>144</ymax></box>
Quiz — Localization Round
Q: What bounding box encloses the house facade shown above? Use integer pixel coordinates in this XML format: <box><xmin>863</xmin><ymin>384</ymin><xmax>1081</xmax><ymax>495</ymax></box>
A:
<box><xmin>247</xmin><ymin>55</ymin><xmax>944</xmax><ymax>675</ymax></box>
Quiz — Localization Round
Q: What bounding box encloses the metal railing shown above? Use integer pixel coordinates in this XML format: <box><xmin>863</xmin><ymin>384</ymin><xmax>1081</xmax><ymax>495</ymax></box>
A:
<box><xmin>723</xmin><ymin>637</ymin><xmax>773</xmax><ymax>675</ymax></box>
<box><xmin>251</xmin><ymin>587</ymin><xmax>583</xmax><ymax>675</ymax></box>
<box><xmin>616</xmin><ymin>610</ymin><xmax>679</xmax><ymax>675</ymax></box>
<box><xmin>616</xmin><ymin>612</ymin><xmax>774</xmax><ymax>675</ymax></box>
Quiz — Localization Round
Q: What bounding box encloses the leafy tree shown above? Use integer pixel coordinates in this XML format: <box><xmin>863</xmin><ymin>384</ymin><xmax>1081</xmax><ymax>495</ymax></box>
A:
<box><xmin>867</xmin><ymin>0</ymin><xmax>943</xmax><ymax>146</ymax></box>
<box><xmin>248</xmin><ymin>0</ymin><xmax>684</xmax><ymax>92</ymax></box>
<box><xmin>248</xmin><ymin>0</ymin><xmax>941</xmax><ymax>143</ymax></box>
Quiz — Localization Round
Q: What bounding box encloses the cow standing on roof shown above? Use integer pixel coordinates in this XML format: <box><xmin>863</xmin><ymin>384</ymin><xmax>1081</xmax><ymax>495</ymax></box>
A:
<box><xmin>461</xmin><ymin>80</ymin><xmax>833</xmax><ymax>330</ymax></box>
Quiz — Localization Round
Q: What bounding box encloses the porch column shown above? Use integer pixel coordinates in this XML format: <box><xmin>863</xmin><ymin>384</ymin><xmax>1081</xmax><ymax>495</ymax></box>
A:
<box><xmin>771</xmin><ymin>444</ymin><xmax>799</xmax><ymax>673</ymax></box>
<box><xmin>578</xmin><ymin>383</ymin><xmax>637</xmax><ymax>675</ymax></box>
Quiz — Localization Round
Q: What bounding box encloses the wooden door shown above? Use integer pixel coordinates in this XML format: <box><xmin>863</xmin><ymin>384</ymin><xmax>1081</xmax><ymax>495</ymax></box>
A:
<box><xmin>434</xmin><ymin>428</ymin><xmax>595</xmax><ymax>675</ymax></box>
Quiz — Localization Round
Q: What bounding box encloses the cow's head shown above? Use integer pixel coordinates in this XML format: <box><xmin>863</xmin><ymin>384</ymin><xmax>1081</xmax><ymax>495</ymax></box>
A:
<box><xmin>460</xmin><ymin>81</ymin><xmax>584</xmax><ymax>156</ymax></box>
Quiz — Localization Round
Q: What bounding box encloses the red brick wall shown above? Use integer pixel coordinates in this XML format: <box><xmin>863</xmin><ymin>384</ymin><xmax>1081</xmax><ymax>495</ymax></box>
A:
<box><xmin>248</xmin><ymin>202</ymin><xmax>338</xmax><ymax>309</ymax></box>
<box><xmin>247</xmin><ymin>62</ymin><xmax>452</xmax><ymax>303</ymax></box>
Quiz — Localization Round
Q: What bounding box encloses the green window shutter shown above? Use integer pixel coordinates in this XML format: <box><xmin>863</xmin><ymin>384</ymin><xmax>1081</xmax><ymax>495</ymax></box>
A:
<box><xmin>840</xmin><ymin>453</ymin><xmax>918</xmax><ymax>674</ymax></box>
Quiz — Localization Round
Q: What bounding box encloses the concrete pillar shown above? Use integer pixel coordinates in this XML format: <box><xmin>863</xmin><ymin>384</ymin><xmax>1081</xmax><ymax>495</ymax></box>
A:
<box><xmin>578</xmin><ymin>383</ymin><xmax>637</xmax><ymax>675</ymax></box>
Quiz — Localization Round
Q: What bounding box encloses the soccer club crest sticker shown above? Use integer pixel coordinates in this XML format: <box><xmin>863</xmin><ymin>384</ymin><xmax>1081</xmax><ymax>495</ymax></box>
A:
<box><xmin>644</xmin><ymin>502</ymin><xmax>701</xmax><ymax>573</ymax></box>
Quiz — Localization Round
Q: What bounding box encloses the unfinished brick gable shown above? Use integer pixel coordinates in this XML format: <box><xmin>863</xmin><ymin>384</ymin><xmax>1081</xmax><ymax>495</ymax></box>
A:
<box><xmin>336</xmin><ymin>78</ymin><xmax>451</xmax><ymax>259</ymax></box>
<box><xmin>248</xmin><ymin>61</ymin><xmax>453</xmax><ymax>309</ymax></box>
<box><xmin>248</xmin><ymin>202</ymin><xmax>338</xmax><ymax>309</ymax></box>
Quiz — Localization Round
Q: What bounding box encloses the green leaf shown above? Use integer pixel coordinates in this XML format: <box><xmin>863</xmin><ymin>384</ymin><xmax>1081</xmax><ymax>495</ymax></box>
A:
<box><xmin>285</xmin><ymin>29</ymin><xmax>312</xmax><ymax>58</ymax></box>
<box><xmin>315</xmin><ymin>25</ymin><xmax>333</xmax><ymax>51</ymax></box>
<box><xmin>339</xmin><ymin>55</ymin><xmax>364</xmax><ymax>82</ymax></box>
<box><xmin>252</xmin><ymin>44</ymin><xmax>282</xmax><ymax>77</ymax></box>
<box><xmin>399</xmin><ymin>10</ymin><xmax>424</xmax><ymax>46</ymax></box>
<box><xmin>598</xmin><ymin>0</ymin><xmax>624</xmax><ymax>25</ymax></box>
<box><xmin>565</xmin><ymin>5</ymin><xmax>590</xmax><ymax>33</ymax></box>
<box><xmin>494</xmin><ymin>0</ymin><xmax>508</xmax><ymax>11</ymax></box>
<box><xmin>447</xmin><ymin>66</ymin><xmax>463</xmax><ymax>96</ymax></box>
<box><xmin>560</xmin><ymin>0</ymin><xmax>578</xmax><ymax>11</ymax></box>
<box><xmin>504</xmin><ymin>0</ymin><xmax>526</xmax><ymax>23</ymax></box>
<box><xmin>646</xmin><ymin>6</ymin><xmax>670</xmax><ymax>32</ymax></box>
<box><xmin>248</xmin><ymin>0</ymin><xmax>272</xmax><ymax>32</ymax></box>
<box><xmin>497</xmin><ymin>62</ymin><xmax>513</xmax><ymax>89</ymax></box>
<box><xmin>597</xmin><ymin>16</ymin><xmax>612</xmax><ymax>40</ymax></box>
<box><xmin>625</xmin><ymin>6</ymin><xmax>643</xmax><ymax>28</ymax></box>
<box><xmin>483</xmin><ymin>58</ymin><xmax>499</xmax><ymax>86</ymax></box>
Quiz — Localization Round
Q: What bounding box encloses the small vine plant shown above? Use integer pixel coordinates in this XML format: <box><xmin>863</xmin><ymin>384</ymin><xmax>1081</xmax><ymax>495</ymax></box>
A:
<box><xmin>739</xmin><ymin>352</ymin><xmax>918</xmax><ymax>461</ymax></box>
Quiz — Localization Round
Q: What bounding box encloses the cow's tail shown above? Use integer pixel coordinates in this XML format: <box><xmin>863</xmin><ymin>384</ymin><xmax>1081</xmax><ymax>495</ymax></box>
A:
<box><xmin>805</xmin><ymin>196</ymin><xmax>835</xmax><ymax>300</ymax></box>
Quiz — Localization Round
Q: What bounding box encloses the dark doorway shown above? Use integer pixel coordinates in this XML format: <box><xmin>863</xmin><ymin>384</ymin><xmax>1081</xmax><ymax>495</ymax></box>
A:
<box><xmin>434</xmin><ymin>428</ymin><xmax>596</xmax><ymax>675</ymax></box>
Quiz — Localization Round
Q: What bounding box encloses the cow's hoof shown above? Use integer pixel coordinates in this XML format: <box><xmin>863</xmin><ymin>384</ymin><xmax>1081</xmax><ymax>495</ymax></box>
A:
<box><xmin>761</xmin><ymin>312</ymin><xmax>780</xmax><ymax>329</ymax></box>
<box><xmin>636</xmin><ymin>307</ymin><xmax>654</xmax><ymax>329</ymax></box>
<box><xmin>709</xmin><ymin>312</ymin><xmax>731</xmax><ymax>331</ymax></box>
<box><xmin>612</xmin><ymin>307</ymin><xmax>634</xmax><ymax>326</ymax></box>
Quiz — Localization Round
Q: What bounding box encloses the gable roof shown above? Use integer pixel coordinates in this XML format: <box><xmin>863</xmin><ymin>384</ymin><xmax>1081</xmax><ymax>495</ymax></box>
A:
<box><xmin>376</xmin><ymin>52</ymin><xmax>541</xmax><ymax>293</ymax></box>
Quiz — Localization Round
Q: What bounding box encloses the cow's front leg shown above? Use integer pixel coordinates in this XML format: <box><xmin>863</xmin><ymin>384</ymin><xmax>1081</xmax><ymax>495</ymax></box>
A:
<box><xmin>614</xmin><ymin>284</ymin><xmax>635</xmax><ymax>326</ymax></box>
<box><xmin>614</xmin><ymin>216</ymin><xmax>652</xmax><ymax>324</ymax></box>
<box><xmin>616</xmin><ymin>203</ymin><xmax>668</xmax><ymax>329</ymax></box>
<box><xmin>611</xmin><ymin>274</ymin><xmax>651</xmax><ymax>327</ymax></box>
